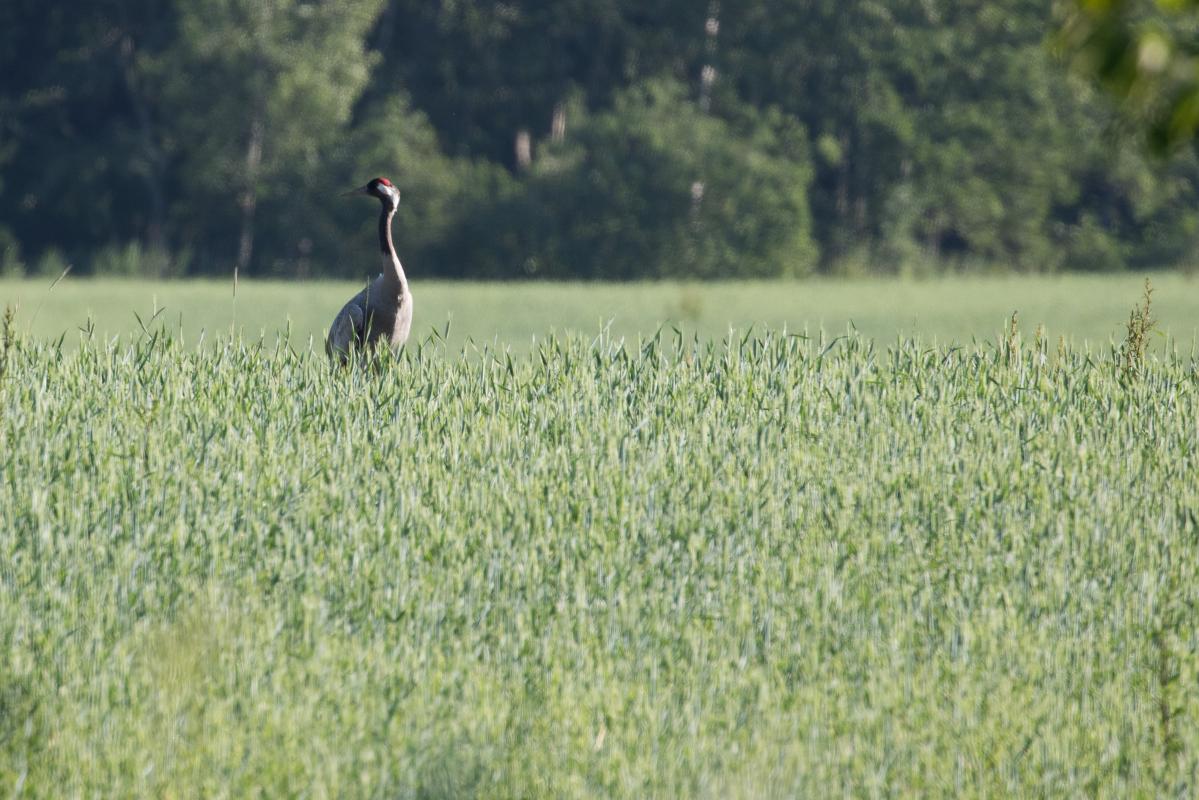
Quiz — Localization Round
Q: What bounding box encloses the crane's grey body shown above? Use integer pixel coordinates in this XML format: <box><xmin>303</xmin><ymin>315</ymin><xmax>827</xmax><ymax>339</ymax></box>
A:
<box><xmin>326</xmin><ymin>177</ymin><xmax>412</xmax><ymax>364</ymax></box>
<box><xmin>326</xmin><ymin>266</ymin><xmax>412</xmax><ymax>358</ymax></box>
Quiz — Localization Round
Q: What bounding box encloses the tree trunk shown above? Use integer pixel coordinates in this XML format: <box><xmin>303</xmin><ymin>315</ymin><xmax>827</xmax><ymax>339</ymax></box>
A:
<box><xmin>118</xmin><ymin>34</ymin><xmax>167</xmax><ymax>258</ymax></box>
<box><xmin>551</xmin><ymin>103</ymin><xmax>566</xmax><ymax>143</ymax></box>
<box><xmin>515</xmin><ymin>129</ymin><xmax>532</xmax><ymax>170</ymax></box>
<box><xmin>836</xmin><ymin>132</ymin><xmax>850</xmax><ymax>220</ymax></box>
<box><xmin>236</xmin><ymin>114</ymin><xmax>264</xmax><ymax>281</ymax></box>
<box><xmin>700</xmin><ymin>3</ymin><xmax>720</xmax><ymax>113</ymax></box>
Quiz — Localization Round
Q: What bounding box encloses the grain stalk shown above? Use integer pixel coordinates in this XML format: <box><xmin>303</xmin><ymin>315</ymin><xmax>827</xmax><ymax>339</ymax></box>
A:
<box><xmin>1153</xmin><ymin>565</ymin><xmax>1185</xmax><ymax>793</ymax></box>
<box><xmin>1004</xmin><ymin>310</ymin><xmax>1020</xmax><ymax>367</ymax></box>
<box><xmin>1122</xmin><ymin>278</ymin><xmax>1157</xmax><ymax>378</ymax></box>
<box><xmin>0</xmin><ymin>303</ymin><xmax>15</xmax><ymax>386</ymax></box>
<box><xmin>1154</xmin><ymin>629</ymin><xmax>1180</xmax><ymax>787</ymax></box>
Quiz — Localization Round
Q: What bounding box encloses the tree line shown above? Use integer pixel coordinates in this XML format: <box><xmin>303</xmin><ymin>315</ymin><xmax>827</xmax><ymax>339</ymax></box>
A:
<box><xmin>1</xmin><ymin>0</ymin><xmax>1196</xmax><ymax>281</ymax></box>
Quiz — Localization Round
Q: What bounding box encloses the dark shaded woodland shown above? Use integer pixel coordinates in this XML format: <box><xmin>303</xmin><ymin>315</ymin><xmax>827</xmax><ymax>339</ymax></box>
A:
<box><xmin>2</xmin><ymin>0</ymin><xmax>1196</xmax><ymax>280</ymax></box>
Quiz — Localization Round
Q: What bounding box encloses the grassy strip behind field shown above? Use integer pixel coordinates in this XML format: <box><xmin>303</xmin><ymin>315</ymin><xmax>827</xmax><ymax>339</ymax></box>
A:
<box><xmin>1</xmin><ymin>273</ymin><xmax>1197</xmax><ymax>352</ymax></box>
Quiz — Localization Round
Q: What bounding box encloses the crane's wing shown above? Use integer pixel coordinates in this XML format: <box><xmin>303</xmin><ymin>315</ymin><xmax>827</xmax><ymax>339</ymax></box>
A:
<box><xmin>326</xmin><ymin>301</ymin><xmax>366</xmax><ymax>365</ymax></box>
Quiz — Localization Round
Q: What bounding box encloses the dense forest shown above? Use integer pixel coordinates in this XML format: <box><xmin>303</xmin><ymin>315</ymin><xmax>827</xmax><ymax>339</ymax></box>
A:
<box><xmin>1</xmin><ymin>0</ymin><xmax>1197</xmax><ymax>280</ymax></box>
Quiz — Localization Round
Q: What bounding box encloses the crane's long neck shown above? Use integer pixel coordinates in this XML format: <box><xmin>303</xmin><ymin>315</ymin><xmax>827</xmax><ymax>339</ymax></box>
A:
<box><xmin>378</xmin><ymin>203</ymin><xmax>407</xmax><ymax>295</ymax></box>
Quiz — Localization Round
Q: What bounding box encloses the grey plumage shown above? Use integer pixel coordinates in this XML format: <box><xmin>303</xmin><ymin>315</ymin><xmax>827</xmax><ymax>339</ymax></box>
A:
<box><xmin>326</xmin><ymin>177</ymin><xmax>413</xmax><ymax>365</ymax></box>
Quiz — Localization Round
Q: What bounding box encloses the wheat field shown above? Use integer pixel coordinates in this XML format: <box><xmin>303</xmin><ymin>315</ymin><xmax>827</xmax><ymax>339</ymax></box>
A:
<box><xmin>2</xmin><ymin>283</ymin><xmax>1198</xmax><ymax>796</ymax></box>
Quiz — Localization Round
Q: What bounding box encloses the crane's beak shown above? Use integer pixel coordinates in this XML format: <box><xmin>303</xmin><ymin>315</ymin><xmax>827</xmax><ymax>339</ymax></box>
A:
<box><xmin>341</xmin><ymin>184</ymin><xmax>371</xmax><ymax>197</ymax></box>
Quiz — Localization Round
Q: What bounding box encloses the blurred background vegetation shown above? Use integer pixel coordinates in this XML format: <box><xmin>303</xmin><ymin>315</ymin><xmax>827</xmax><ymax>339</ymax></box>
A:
<box><xmin>2</xmin><ymin>0</ymin><xmax>1199</xmax><ymax>281</ymax></box>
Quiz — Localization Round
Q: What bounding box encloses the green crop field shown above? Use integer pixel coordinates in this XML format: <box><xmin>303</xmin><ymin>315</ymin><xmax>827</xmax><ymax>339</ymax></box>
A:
<box><xmin>2</xmin><ymin>277</ymin><xmax>1199</xmax><ymax>796</ymax></box>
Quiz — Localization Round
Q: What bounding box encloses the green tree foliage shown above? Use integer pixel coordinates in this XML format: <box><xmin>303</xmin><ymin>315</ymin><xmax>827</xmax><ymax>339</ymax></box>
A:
<box><xmin>722</xmin><ymin>1</ymin><xmax>925</xmax><ymax>262</ymax></box>
<box><xmin>1058</xmin><ymin>0</ymin><xmax>1199</xmax><ymax>267</ymax></box>
<box><xmin>371</xmin><ymin>1</ymin><xmax>705</xmax><ymax>166</ymax></box>
<box><xmin>313</xmin><ymin>99</ymin><xmax>507</xmax><ymax>279</ymax></box>
<box><xmin>1</xmin><ymin>0</ymin><xmax>1198</xmax><ymax>279</ymax></box>
<box><xmin>1061</xmin><ymin>0</ymin><xmax>1199</xmax><ymax>152</ymax></box>
<box><xmin>722</xmin><ymin>0</ymin><xmax>1198</xmax><ymax>272</ymax></box>
<box><xmin>143</xmin><ymin>0</ymin><xmax>387</xmax><ymax>275</ymax></box>
<box><xmin>438</xmin><ymin>79</ymin><xmax>816</xmax><ymax>279</ymax></box>
<box><xmin>0</xmin><ymin>0</ymin><xmax>181</xmax><ymax>271</ymax></box>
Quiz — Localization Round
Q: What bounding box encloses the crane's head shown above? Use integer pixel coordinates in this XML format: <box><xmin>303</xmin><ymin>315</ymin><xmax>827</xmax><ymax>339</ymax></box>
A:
<box><xmin>343</xmin><ymin>177</ymin><xmax>400</xmax><ymax>209</ymax></box>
